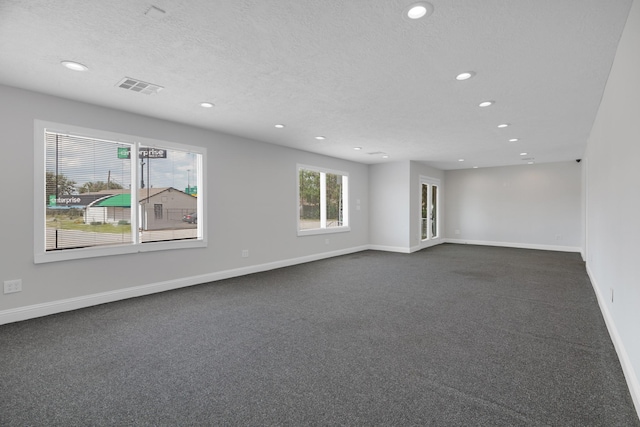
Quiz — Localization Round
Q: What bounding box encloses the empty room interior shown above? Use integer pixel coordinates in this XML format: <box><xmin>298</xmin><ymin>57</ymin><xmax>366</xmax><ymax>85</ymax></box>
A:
<box><xmin>1</xmin><ymin>0</ymin><xmax>639</xmax><ymax>425</ymax></box>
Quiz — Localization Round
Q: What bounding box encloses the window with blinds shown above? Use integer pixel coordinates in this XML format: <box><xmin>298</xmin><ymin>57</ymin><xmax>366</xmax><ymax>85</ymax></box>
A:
<box><xmin>35</xmin><ymin>121</ymin><xmax>206</xmax><ymax>263</ymax></box>
<box><xmin>45</xmin><ymin>132</ymin><xmax>133</xmax><ymax>251</ymax></box>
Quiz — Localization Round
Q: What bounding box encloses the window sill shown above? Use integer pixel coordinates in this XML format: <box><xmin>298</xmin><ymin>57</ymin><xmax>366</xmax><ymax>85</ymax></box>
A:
<box><xmin>34</xmin><ymin>239</ymin><xmax>207</xmax><ymax>264</ymax></box>
<box><xmin>297</xmin><ymin>226</ymin><xmax>351</xmax><ymax>237</ymax></box>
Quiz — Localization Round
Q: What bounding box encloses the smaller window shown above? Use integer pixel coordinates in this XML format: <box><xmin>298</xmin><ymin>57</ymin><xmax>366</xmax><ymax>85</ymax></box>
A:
<box><xmin>298</xmin><ymin>165</ymin><xmax>349</xmax><ymax>235</ymax></box>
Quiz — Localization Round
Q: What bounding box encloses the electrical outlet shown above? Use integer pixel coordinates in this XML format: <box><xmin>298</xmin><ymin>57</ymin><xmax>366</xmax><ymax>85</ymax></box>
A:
<box><xmin>4</xmin><ymin>279</ymin><xmax>22</xmax><ymax>294</ymax></box>
<box><xmin>241</xmin><ymin>249</ymin><xmax>249</xmax><ymax>258</ymax></box>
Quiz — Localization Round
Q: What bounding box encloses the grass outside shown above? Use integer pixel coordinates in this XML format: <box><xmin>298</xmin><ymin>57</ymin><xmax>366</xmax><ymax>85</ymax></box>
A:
<box><xmin>47</xmin><ymin>216</ymin><xmax>131</xmax><ymax>234</ymax></box>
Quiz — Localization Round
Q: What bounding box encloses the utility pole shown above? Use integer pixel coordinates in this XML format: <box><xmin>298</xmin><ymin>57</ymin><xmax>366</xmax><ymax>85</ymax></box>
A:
<box><xmin>140</xmin><ymin>160</ymin><xmax>145</xmax><ymax>189</ymax></box>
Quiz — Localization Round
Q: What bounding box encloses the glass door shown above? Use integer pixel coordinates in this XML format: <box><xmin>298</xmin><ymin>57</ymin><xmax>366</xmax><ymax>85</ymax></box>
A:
<box><xmin>420</xmin><ymin>177</ymin><xmax>440</xmax><ymax>241</ymax></box>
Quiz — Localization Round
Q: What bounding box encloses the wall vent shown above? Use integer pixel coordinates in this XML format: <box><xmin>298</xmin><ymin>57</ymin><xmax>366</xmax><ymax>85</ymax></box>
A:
<box><xmin>117</xmin><ymin>77</ymin><xmax>164</xmax><ymax>95</ymax></box>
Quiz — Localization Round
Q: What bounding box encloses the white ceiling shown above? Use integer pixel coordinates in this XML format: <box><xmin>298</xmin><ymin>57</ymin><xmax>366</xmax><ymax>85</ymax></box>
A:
<box><xmin>0</xmin><ymin>0</ymin><xmax>633</xmax><ymax>169</ymax></box>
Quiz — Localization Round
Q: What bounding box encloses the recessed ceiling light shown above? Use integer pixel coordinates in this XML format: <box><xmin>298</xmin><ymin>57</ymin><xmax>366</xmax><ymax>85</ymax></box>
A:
<box><xmin>497</xmin><ymin>123</ymin><xmax>510</xmax><ymax>128</ymax></box>
<box><xmin>61</xmin><ymin>60</ymin><xmax>88</xmax><ymax>71</ymax></box>
<box><xmin>528</xmin><ymin>161</ymin><xmax>534</xmax><ymax>164</ymax></box>
<box><xmin>478</xmin><ymin>101</ymin><xmax>494</xmax><ymax>107</ymax></box>
<box><xmin>458</xmin><ymin>159</ymin><xmax>465</xmax><ymax>162</ymax></box>
<box><xmin>404</xmin><ymin>2</ymin><xmax>434</xmax><ymax>20</ymax></box>
<box><xmin>473</xmin><ymin>166</ymin><xmax>479</xmax><ymax>169</ymax></box>
<box><xmin>315</xmin><ymin>136</ymin><xmax>326</xmax><ymax>140</ymax></box>
<box><xmin>509</xmin><ymin>138</ymin><xmax>519</xmax><ymax>142</ymax></box>
<box><xmin>200</xmin><ymin>102</ymin><xmax>214</xmax><ymax>108</ymax></box>
<box><xmin>520</xmin><ymin>152</ymin><xmax>528</xmax><ymax>156</ymax></box>
<box><xmin>354</xmin><ymin>147</ymin><xmax>362</xmax><ymax>151</ymax></box>
<box><xmin>382</xmin><ymin>155</ymin><xmax>389</xmax><ymax>159</ymax></box>
<box><xmin>274</xmin><ymin>124</ymin><xmax>285</xmax><ymax>129</ymax></box>
<box><xmin>456</xmin><ymin>71</ymin><xmax>475</xmax><ymax>81</ymax></box>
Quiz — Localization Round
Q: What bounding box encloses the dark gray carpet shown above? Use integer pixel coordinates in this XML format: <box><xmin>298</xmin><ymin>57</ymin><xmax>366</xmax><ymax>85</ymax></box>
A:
<box><xmin>1</xmin><ymin>244</ymin><xmax>638</xmax><ymax>426</ymax></box>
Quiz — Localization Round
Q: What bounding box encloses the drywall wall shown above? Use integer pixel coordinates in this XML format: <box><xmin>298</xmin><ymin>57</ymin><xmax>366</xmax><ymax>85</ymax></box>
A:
<box><xmin>0</xmin><ymin>85</ymin><xmax>369</xmax><ymax>318</ymax></box>
<box><xmin>369</xmin><ymin>161</ymin><xmax>411</xmax><ymax>251</ymax></box>
<box><xmin>585</xmin><ymin>0</ymin><xmax>640</xmax><ymax>414</ymax></box>
<box><xmin>444</xmin><ymin>162</ymin><xmax>582</xmax><ymax>251</ymax></box>
<box><xmin>368</xmin><ymin>161</ymin><xmax>445</xmax><ymax>253</ymax></box>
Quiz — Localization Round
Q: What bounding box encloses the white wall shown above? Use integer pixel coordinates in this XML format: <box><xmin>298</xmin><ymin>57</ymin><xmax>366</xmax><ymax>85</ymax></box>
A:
<box><xmin>0</xmin><ymin>85</ymin><xmax>369</xmax><ymax>320</ymax></box>
<box><xmin>369</xmin><ymin>161</ymin><xmax>411</xmax><ymax>251</ymax></box>
<box><xmin>444</xmin><ymin>162</ymin><xmax>582</xmax><ymax>252</ymax></box>
<box><xmin>368</xmin><ymin>161</ymin><xmax>445</xmax><ymax>253</ymax></box>
<box><xmin>585</xmin><ymin>0</ymin><xmax>640</xmax><ymax>413</ymax></box>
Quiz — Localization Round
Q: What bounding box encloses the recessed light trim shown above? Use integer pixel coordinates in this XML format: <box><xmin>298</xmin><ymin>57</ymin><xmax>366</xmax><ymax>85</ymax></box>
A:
<box><xmin>497</xmin><ymin>123</ymin><xmax>510</xmax><ymax>128</ymax></box>
<box><xmin>509</xmin><ymin>138</ymin><xmax>519</xmax><ymax>142</ymax></box>
<box><xmin>61</xmin><ymin>61</ymin><xmax>88</xmax><ymax>72</ymax></box>
<box><xmin>456</xmin><ymin>71</ymin><xmax>475</xmax><ymax>81</ymax></box>
<box><xmin>200</xmin><ymin>102</ymin><xmax>214</xmax><ymax>108</ymax></box>
<box><xmin>404</xmin><ymin>2</ymin><xmax>434</xmax><ymax>20</ymax></box>
<box><xmin>354</xmin><ymin>147</ymin><xmax>362</xmax><ymax>151</ymax></box>
<box><xmin>315</xmin><ymin>136</ymin><xmax>326</xmax><ymax>140</ymax></box>
<box><xmin>458</xmin><ymin>159</ymin><xmax>465</xmax><ymax>162</ymax></box>
<box><xmin>382</xmin><ymin>155</ymin><xmax>389</xmax><ymax>159</ymax></box>
<box><xmin>520</xmin><ymin>152</ymin><xmax>528</xmax><ymax>156</ymax></box>
<box><xmin>274</xmin><ymin>124</ymin><xmax>285</xmax><ymax>129</ymax></box>
<box><xmin>478</xmin><ymin>100</ymin><xmax>494</xmax><ymax>108</ymax></box>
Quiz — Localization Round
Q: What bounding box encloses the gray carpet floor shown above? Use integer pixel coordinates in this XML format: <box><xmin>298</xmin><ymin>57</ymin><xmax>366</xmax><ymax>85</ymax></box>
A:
<box><xmin>1</xmin><ymin>244</ymin><xmax>638</xmax><ymax>426</ymax></box>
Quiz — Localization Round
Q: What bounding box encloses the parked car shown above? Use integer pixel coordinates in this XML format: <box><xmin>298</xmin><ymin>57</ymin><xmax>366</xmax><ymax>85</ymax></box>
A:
<box><xmin>182</xmin><ymin>212</ymin><xmax>197</xmax><ymax>224</ymax></box>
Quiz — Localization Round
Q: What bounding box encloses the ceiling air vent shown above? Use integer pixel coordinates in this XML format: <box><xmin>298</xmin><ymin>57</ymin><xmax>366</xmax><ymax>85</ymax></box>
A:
<box><xmin>367</xmin><ymin>151</ymin><xmax>386</xmax><ymax>155</ymax></box>
<box><xmin>117</xmin><ymin>77</ymin><xmax>163</xmax><ymax>95</ymax></box>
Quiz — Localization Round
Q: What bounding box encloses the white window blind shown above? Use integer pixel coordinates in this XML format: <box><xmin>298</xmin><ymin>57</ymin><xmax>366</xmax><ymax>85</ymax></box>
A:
<box><xmin>45</xmin><ymin>131</ymin><xmax>133</xmax><ymax>251</ymax></box>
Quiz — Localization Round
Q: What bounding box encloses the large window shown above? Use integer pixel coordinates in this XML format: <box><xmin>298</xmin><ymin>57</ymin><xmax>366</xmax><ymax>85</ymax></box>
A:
<box><xmin>298</xmin><ymin>165</ymin><xmax>349</xmax><ymax>235</ymax></box>
<box><xmin>35</xmin><ymin>121</ymin><xmax>205</xmax><ymax>263</ymax></box>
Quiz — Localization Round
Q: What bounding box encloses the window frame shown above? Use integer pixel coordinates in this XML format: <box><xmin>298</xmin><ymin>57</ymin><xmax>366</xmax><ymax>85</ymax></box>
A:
<box><xmin>297</xmin><ymin>164</ymin><xmax>350</xmax><ymax>236</ymax></box>
<box><xmin>34</xmin><ymin>120</ymin><xmax>206</xmax><ymax>264</ymax></box>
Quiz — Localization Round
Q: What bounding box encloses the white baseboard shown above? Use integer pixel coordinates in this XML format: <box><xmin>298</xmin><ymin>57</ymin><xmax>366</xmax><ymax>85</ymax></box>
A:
<box><xmin>370</xmin><ymin>239</ymin><xmax>445</xmax><ymax>254</ymax></box>
<box><xmin>416</xmin><ymin>239</ymin><xmax>445</xmax><ymax>252</ymax></box>
<box><xmin>586</xmin><ymin>265</ymin><xmax>640</xmax><ymax>420</ymax></box>
<box><xmin>445</xmin><ymin>238</ymin><xmax>582</xmax><ymax>253</ymax></box>
<box><xmin>0</xmin><ymin>245</ymin><xmax>369</xmax><ymax>326</ymax></box>
<box><xmin>368</xmin><ymin>244</ymin><xmax>412</xmax><ymax>253</ymax></box>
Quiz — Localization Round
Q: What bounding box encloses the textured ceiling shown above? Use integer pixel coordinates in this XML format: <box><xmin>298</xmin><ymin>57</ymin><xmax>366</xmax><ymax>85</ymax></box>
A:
<box><xmin>0</xmin><ymin>0</ymin><xmax>633</xmax><ymax>169</ymax></box>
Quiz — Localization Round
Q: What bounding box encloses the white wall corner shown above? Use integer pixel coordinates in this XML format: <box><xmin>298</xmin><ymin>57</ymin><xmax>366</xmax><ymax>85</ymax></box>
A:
<box><xmin>586</xmin><ymin>265</ymin><xmax>640</xmax><ymax>419</ymax></box>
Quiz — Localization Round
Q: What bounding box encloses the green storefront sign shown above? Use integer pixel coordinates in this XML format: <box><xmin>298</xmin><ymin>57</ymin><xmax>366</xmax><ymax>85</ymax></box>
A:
<box><xmin>117</xmin><ymin>147</ymin><xmax>167</xmax><ymax>159</ymax></box>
